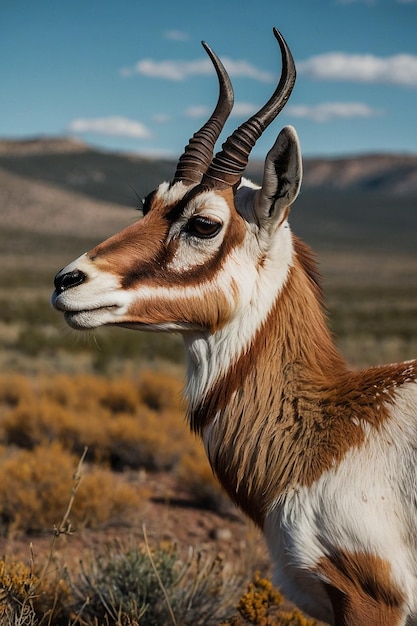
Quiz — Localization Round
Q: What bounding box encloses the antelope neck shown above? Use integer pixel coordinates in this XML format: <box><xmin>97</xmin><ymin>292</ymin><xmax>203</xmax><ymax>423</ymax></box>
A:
<box><xmin>183</xmin><ymin>239</ymin><xmax>359</xmax><ymax>526</ymax></box>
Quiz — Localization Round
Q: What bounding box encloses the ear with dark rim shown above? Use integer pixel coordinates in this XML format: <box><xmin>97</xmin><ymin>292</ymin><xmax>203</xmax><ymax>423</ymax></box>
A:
<box><xmin>255</xmin><ymin>125</ymin><xmax>302</xmax><ymax>226</ymax></box>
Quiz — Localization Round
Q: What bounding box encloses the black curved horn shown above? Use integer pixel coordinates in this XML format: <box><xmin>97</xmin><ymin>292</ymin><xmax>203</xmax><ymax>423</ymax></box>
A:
<box><xmin>202</xmin><ymin>28</ymin><xmax>296</xmax><ymax>189</ymax></box>
<box><xmin>172</xmin><ymin>42</ymin><xmax>234</xmax><ymax>185</ymax></box>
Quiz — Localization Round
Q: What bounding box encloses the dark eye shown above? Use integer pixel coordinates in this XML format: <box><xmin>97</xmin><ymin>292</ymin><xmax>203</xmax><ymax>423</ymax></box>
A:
<box><xmin>141</xmin><ymin>190</ymin><xmax>156</xmax><ymax>216</ymax></box>
<box><xmin>186</xmin><ymin>216</ymin><xmax>222</xmax><ymax>239</ymax></box>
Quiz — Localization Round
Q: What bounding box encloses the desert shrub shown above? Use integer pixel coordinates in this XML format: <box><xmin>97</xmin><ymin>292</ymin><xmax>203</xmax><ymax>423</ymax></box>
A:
<box><xmin>39</xmin><ymin>373</ymin><xmax>109</xmax><ymax>409</ymax></box>
<box><xmin>33</xmin><ymin>574</ymin><xmax>74</xmax><ymax>626</ymax></box>
<box><xmin>66</xmin><ymin>540</ymin><xmax>244</xmax><ymax>626</ymax></box>
<box><xmin>0</xmin><ymin>370</ymin><xmax>220</xmax><ymax>479</ymax></box>
<box><xmin>0</xmin><ymin>559</ymin><xmax>39</xmax><ymax>625</ymax></box>
<box><xmin>75</xmin><ymin>467</ymin><xmax>148</xmax><ymax>529</ymax></box>
<box><xmin>106</xmin><ymin>408</ymin><xmax>187</xmax><ymax>471</ymax></box>
<box><xmin>0</xmin><ymin>371</ymin><xmax>196</xmax><ymax>473</ymax></box>
<box><xmin>34</xmin><ymin>373</ymin><xmax>140</xmax><ymax>415</ymax></box>
<box><xmin>222</xmin><ymin>573</ymin><xmax>319</xmax><ymax>626</ymax></box>
<box><xmin>71</xmin><ymin>543</ymin><xmax>176</xmax><ymax>625</ymax></box>
<box><xmin>177</xmin><ymin>446</ymin><xmax>230</xmax><ymax>512</ymax></box>
<box><xmin>137</xmin><ymin>369</ymin><xmax>183</xmax><ymax>412</ymax></box>
<box><xmin>1</xmin><ymin>396</ymin><xmax>110</xmax><ymax>460</ymax></box>
<box><xmin>2</xmin><ymin>550</ymin><xmax>314</xmax><ymax>626</ymax></box>
<box><xmin>0</xmin><ymin>558</ymin><xmax>76</xmax><ymax>625</ymax></box>
<box><xmin>100</xmin><ymin>377</ymin><xmax>141</xmax><ymax>414</ymax></box>
<box><xmin>0</xmin><ymin>372</ymin><xmax>33</xmax><ymax>408</ymax></box>
<box><xmin>106</xmin><ymin>402</ymin><xmax>201</xmax><ymax>471</ymax></box>
<box><xmin>0</xmin><ymin>542</ymin><xmax>244</xmax><ymax>626</ymax></box>
<box><xmin>0</xmin><ymin>443</ymin><xmax>145</xmax><ymax>534</ymax></box>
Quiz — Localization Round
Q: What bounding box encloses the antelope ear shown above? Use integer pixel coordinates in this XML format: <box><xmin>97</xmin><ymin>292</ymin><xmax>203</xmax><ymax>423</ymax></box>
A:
<box><xmin>255</xmin><ymin>125</ymin><xmax>302</xmax><ymax>226</ymax></box>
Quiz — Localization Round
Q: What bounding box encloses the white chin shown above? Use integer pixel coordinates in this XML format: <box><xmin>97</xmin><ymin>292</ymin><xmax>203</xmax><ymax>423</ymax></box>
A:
<box><xmin>64</xmin><ymin>308</ymin><xmax>117</xmax><ymax>330</ymax></box>
<box><xmin>64</xmin><ymin>311</ymin><xmax>99</xmax><ymax>330</ymax></box>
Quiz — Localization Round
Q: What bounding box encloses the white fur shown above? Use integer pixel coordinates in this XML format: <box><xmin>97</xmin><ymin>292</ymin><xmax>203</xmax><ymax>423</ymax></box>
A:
<box><xmin>184</xmin><ymin>217</ymin><xmax>293</xmax><ymax>409</ymax></box>
<box><xmin>264</xmin><ymin>382</ymin><xmax>417</xmax><ymax>624</ymax></box>
<box><xmin>52</xmin><ymin>182</ymin><xmax>294</xmax><ymax>399</ymax></box>
<box><xmin>52</xmin><ymin>253</ymin><xmax>133</xmax><ymax>328</ymax></box>
<box><xmin>166</xmin><ymin>190</ymin><xmax>232</xmax><ymax>272</ymax></box>
<box><xmin>155</xmin><ymin>180</ymin><xmax>190</xmax><ymax>204</ymax></box>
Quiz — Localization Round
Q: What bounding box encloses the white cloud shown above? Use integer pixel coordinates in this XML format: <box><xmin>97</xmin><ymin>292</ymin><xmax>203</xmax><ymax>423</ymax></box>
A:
<box><xmin>121</xmin><ymin>58</ymin><xmax>212</xmax><ymax>80</ymax></box>
<box><xmin>298</xmin><ymin>52</ymin><xmax>417</xmax><ymax>88</ymax></box>
<box><xmin>231</xmin><ymin>102</ymin><xmax>259</xmax><ymax>117</ymax></box>
<box><xmin>287</xmin><ymin>102</ymin><xmax>383</xmax><ymax>122</ymax></box>
<box><xmin>120</xmin><ymin>56</ymin><xmax>274</xmax><ymax>82</ymax></box>
<box><xmin>220</xmin><ymin>58</ymin><xmax>274</xmax><ymax>82</ymax></box>
<box><xmin>164</xmin><ymin>30</ymin><xmax>189</xmax><ymax>42</ymax></box>
<box><xmin>152</xmin><ymin>113</ymin><xmax>172</xmax><ymax>124</ymax></box>
<box><xmin>68</xmin><ymin>116</ymin><xmax>152</xmax><ymax>139</ymax></box>
<box><xmin>185</xmin><ymin>105</ymin><xmax>212</xmax><ymax>119</ymax></box>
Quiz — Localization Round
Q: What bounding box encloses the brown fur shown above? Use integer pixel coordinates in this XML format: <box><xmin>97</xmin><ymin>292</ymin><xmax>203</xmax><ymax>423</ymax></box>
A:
<box><xmin>317</xmin><ymin>550</ymin><xmax>405</xmax><ymax>626</ymax></box>
<box><xmin>125</xmin><ymin>290</ymin><xmax>235</xmax><ymax>333</ymax></box>
<box><xmin>191</xmin><ymin>238</ymin><xmax>417</xmax><ymax>526</ymax></box>
<box><xmin>89</xmin><ymin>202</ymin><xmax>171</xmax><ymax>276</ymax></box>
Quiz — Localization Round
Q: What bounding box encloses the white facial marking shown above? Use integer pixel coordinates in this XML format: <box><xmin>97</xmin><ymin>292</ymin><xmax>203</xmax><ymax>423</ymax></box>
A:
<box><xmin>166</xmin><ymin>190</ymin><xmax>231</xmax><ymax>272</ymax></box>
<box><xmin>185</xmin><ymin>214</ymin><xmax>294</xmax><ymax>408</ymax></box>
<box><xmin>154</xmin><ymin>180</ymin><xmax>191</xmax><ymax>204</ymax></box>
<box><xmin>52</xmin><ymin>253</ymin><xmax>132</xmax><ymax>329</ymax></box>
<box><xmin>52</xmin><ymin>181</ymin><xmax>294</xmax><ymax>397</ymax></box>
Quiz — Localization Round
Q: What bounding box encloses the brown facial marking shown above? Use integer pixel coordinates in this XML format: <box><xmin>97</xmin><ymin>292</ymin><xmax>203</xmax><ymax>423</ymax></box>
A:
<box><xmin>86</xmin><ymin>184</ymin><xmax>246</xmax><ymax>332</ymax></box>
<box><xmin>124</xmin><ymin>289</ymin><xmax>235</xmax><ymax>333</ymax></box>
<box><xmin>317</xmin><ymin>550</ymin><xmax>405</xmax><ymax>626</ymax></box>
<box><xmin>90</xmin><ymin>188</ymin><xmax>246</xmax><ymax>332</ymax></box>
<box><xmin>88</xmin><ymin>197</ymin><xmax>172</xmax><ymax>276</ymax></box>
<box><xmin>190</xmin><ymin>237</ymin><xmax>417</xmax><ymax>527</ymax></box>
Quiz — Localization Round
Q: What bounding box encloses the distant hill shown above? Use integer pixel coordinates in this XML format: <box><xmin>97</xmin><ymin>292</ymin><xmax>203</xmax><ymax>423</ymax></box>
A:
<box><xmin>1</xmin><ymin>137</ymin><xmax>417</xmax><ymax>203</ymax></box>
<box><xmin>0</xmin><ymin>137</ymin><xmax>176</xmax><ymax>209</ymax></box>
<box><xmin>0</xmin><ymin>136</ymin><xmax>89</xmax><ymax>156</ymax></box>
<box><xmin>0</xmin><ymin>137</ymin><xmax>416</xmax><ymax>257</ymax></box>
<box><xmin>246</xmin><ymin>153</ymin><xmax>417</xmax><ymax>196</ymax></box>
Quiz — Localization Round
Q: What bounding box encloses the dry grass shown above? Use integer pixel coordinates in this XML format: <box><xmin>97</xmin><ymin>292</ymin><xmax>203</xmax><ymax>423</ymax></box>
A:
<box><xmin>0</xmin><ymin>369</ymin><xmax>225</xmax><ymax>537</ymax></box>
<box><xmin>0</xmin><ymin>371</ymin><xmax>194</xmax><ymax>472</ymax></box>
<box><xmin>0</xmin><ymin>447</ymin><xmax>264</xmax><ymax>626</ymax></box>
<box><xmin>0</xmin><ymin>369</ymin><xmax>233</xmax><ymax>537</ymax></box>
<box><xmin>178</xmin><ymin>447</ymin><xmax>228</xmax><ymax>512</ymax></box>
<box><xmin>222</xmin><ymin>573</ymin><xmax>320</xmax><ymax>626</ymax></box>
<box><xmin>0</xmin><ymin>367</ymin><xmax>321</xmax><ymax>624</ymax></box>
<box><xmin>0</xmin><ymin>544</ymin><xmax>248</xmax><ymax>626</ymax></box>
<box><xmin>0</xmin><ymin>442</ymin><xmax>145</xmax><ymax>534</ymax></box>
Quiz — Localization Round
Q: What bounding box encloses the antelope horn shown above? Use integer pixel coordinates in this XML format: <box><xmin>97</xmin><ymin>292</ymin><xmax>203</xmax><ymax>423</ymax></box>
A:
<box><xmin>173</xmin><ymin>42</ymin><xmax>234</xmax><ymax>185</ymax></box>
<box><xmin>202</xmin><ymin>28</ymin><xmax>296</xmax><ymax>189</ymax></box>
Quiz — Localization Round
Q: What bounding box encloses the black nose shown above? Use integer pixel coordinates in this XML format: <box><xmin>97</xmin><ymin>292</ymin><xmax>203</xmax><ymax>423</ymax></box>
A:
<box><xmin>54</xmin><ymin>269</ymin><xmax>87</xmax><ymax>294</ymax></box>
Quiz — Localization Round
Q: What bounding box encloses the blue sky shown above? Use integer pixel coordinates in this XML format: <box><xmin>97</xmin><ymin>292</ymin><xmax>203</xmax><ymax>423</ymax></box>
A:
<box><xmin>1</xmin><ymin>0</ymin><xmax>417</xmax><ymax>158</ymax></box>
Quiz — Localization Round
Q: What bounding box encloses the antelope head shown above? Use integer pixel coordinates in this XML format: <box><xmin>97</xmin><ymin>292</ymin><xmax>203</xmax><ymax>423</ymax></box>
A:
<box><xmin>52</xmin><ymin>29</ymin><xmax>302</xmax><ymax>385</ymax></box>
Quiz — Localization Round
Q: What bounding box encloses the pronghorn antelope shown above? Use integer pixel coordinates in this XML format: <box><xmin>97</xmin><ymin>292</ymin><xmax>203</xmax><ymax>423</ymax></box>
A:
<box><xmin>52</xmin><ymin>29</ymin><xmax>417</xmax><ymax>626</ymax></box>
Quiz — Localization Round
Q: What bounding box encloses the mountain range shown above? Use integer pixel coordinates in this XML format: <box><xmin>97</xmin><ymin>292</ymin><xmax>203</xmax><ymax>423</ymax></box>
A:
<box><xmin>1</xmin><ymin>137</ymin><xmax>416</xmax><ymax>261</ymax></box>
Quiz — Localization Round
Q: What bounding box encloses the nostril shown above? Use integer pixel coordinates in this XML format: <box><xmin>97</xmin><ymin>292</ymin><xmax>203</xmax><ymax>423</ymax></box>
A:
<box><xmin>54</xmin><ymin>269</ymin><xmax>87</xmax><ymax>294</ymax></box>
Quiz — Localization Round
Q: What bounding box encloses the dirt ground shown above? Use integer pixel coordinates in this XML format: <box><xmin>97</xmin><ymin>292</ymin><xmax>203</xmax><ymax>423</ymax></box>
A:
<box><xmin>1</xmin><ymin>470</ymin><xmax>270</xmax><ymax>579</ymax></box>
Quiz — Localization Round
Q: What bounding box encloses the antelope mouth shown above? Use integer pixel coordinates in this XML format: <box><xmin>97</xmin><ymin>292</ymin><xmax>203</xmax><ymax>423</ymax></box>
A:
<box><xmin>63</xmin><ymin>305</ymin><xmax>119</xmax><ymax>330</ymax></box>
<box><xmin>51</xmin><ymin>290</ymin><xmax>121</xmax><ymax>329</ymax></box>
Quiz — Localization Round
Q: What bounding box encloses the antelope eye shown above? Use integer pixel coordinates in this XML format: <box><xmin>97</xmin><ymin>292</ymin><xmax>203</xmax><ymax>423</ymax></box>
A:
<box><xmin>141</xmin><ymin>190</ymin><xmax>156</xmax><ymax>216</ymax></box>
<box><xmin>186</xmin><ymin>216</ymin><xmax>222</xmax><ymax>239</ymax></box>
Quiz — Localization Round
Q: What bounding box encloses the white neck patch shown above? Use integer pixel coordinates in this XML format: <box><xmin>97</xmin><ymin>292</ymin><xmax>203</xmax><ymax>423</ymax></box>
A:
<box><xmin>184</xmin><ymin>218</ymin><xmax>294</xmax><ymax>409</ymax></box>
